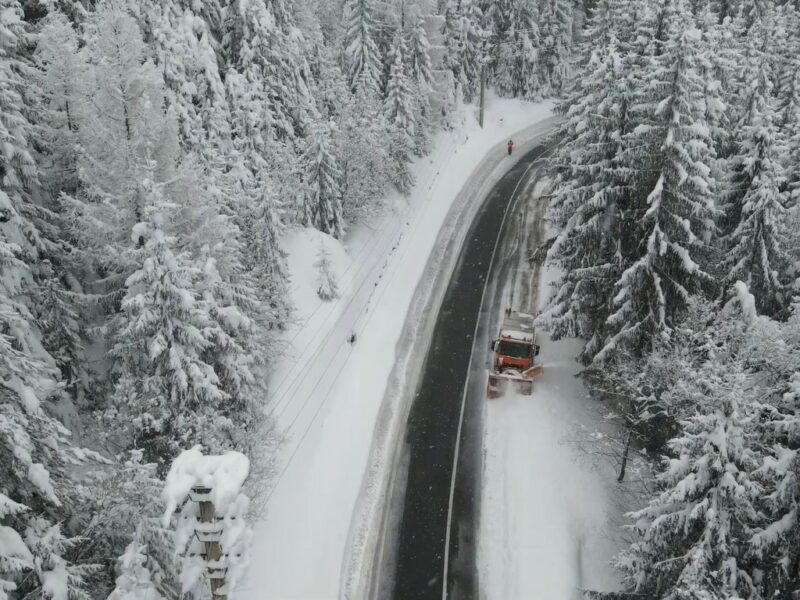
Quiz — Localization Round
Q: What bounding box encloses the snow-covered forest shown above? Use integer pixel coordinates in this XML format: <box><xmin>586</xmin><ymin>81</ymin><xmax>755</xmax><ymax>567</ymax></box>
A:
<box><xmin>1</xmin><ymin>0</ymin><xmax>574</xmax><ymax>597</ymax></box>
<box><xmin>541</xmin><ymin>0</ymin><xmax>800</xmax><ymax>597</ymax></box>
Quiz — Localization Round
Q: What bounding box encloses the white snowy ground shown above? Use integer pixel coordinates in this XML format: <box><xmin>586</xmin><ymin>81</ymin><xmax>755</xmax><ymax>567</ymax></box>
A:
<box><xmin>239</xmin><ymin>95</ymin><xmax>556</xmax><ymax>600</ymax></box>
<box><xmin>478</xmin><ymin>187</ymin><xmax>623</xmax><ymax>598</ymax></box>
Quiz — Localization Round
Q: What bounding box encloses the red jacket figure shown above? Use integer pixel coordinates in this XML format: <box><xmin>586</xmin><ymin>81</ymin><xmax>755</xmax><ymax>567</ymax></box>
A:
<box><xmin>507</xmin><ymin>139</ymin><xmax>514</xmax><ymax>155</ymax></box>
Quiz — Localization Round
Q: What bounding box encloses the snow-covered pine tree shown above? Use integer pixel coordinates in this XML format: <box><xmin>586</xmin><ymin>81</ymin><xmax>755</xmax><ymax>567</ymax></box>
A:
<box><xmin>303</xmin><ymin>120</ymin><xmax>345</xmax><ymax>238</ymax></box>
<box><xmin>408</xmin><ymin>12</ymin><xmax>435</xmax><ymax>154</ymax></box>
<box><xmin>32</xmin><ymin>11</ymin><xmax>87</xmax><ymax>196</ymax></box>
<box><xmin>80</xmin><ymin>451</ymin><xmax>179</xmax><ymax>598</ymax></box>
<box><xmin>0</xmin><ymin>3</ymin><xmax>97</xmax><ymax>597</ymax></box>
<box><xmin>720</xmin><ymin>48</ymin><xmax>791</xmax><ymax>318</ymax></box>
<box><xmin>122</xmin><ymin>0</ymin><xmax>230</xmax><ymax>160</ymax></box>
<box><xmin>409</xmin><ymin>11</ymin><xmax>434</xmax><ymax>87</ymax></box>
<box><xmin>538</xmin><ymin>38</ymin><xmax>629</xmax><ymax>361</ymax></box>
<box><xmin>344</xmin><ymin>0</ymin><xmax>383</xmax><ymax>95</ymax></box>
<box><xmin>748</xmin><ymin>301</ymin><xmax>800</xmax><ymax>598</ymax></box>
<box><xmin>494</xmin><ymin>0</ymin><xmax>542</xmax><ymax>100</ymax></box>
<box><xmin>236</xmin><ymin>171</ymin><xmax>291</xmax><ymax>329</ymax></box>
<box><xmin>385</xmin><ymin>30</ymin><xmax>416</xmax><ymax>194</ymax></box>
<box><xmin>310</xmin><ymin>35</ymin><xmax>350</xmax><ymax>119</ymax></box>
<box><xmin>715</xmin><ymin>0</ymin><xmax>743</xmax><ymax>22</ymax></box>
<box><xmin>336</xmin><ymin>84</ymin><xmax>392</xmax><ymax>222</ymax></box>
<box><xmin>616</xmin><ymin>361</ymin><xmax>761</xmax><ymax>598</ymax></box>
<box><xmin>441</xmin><ymin>0</ymin><xmax>485</xmax><ymax>104</ymax></box>
<box><xmin>774</xmin><ymin>10</ymin><xmax>800</xmax><ymax>207</ymax></box>
<box><xmin>223</xmin><ymin>0</ymin><xmax>315</xmax><ymax>145</ymax></box>
<box><xmin>314</xmin><ymin>241</ymin><xmax>339</xmax><ymax>301</ymax></box>
<box><xmin>537</xmin><ymin>0</ymin><xmax>574</xmax><ymax>96</ymax></box>
<box><xmin>168</xmin><ymin>158</ymin><xmax>275</xmax><ymax>455</ymax></box>
<box><xmin>598</xmin><ymin>21</ymin><xmax>717</xmax><ymax>362</ymax></box>
<box><xmin>110</xmin><ymin>178</ymin><xmax>227</xmax><ymax>467</ymax></box>
<box><xmin>107</xmin><ymin>535</ymin><xmax>162</xmax><ymax>600</ymax></box>
<box><xmin>0</xmin><ymin>323</ymin><xmax>94</xmax><ymax>599</ymax></box>
<box><xmin>479</xmin><ymin>0</ymin><xmax>512</xmax><ymax>51</ymax></box>
<box><xmin>70</xmin><ymin>0</ymin><xmax>174</xmax><ymax>281</ymax></box>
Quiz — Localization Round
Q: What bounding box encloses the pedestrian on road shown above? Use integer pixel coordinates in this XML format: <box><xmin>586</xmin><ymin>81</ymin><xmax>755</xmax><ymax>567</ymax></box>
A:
<box><xmin>347</xmin><ymin>331</ymin><xmax>357</xmax><ymax>345</ymax></box>
<box><xmin>507</xmin><ymin>139</ymin><xmax>514</xmax><ymax>155</ymax></box>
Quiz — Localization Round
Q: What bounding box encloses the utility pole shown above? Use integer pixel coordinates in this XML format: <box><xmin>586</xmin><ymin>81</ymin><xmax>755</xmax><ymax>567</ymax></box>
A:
<box><xmin>479</xmin><ymin>63</ymin><xmax>486</xmax><ymax>128</ymax></box>
<box><xmin>194</xmin><ymin>486</ymin><xmax>227</xmax><ymax>599</ymax></box>
<box><xmin>478</xmin><ymin>40</ymin><xmax>492</xmax><ymax>128</ymax></box>
<box><xmin>163</xmin><ymin>447</ymin><xmax>250</xmax><ymax>600</ymax></box>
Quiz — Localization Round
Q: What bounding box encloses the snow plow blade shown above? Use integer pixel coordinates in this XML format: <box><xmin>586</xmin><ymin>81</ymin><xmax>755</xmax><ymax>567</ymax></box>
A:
<box><xmin>487</xmin><ymin>365</ymin><xmax>543</xmax><ymax>399</ymax></box>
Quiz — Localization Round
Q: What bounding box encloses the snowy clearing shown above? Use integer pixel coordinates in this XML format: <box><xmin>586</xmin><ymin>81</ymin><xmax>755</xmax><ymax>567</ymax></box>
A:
<box><xmin>239</xmin><ymin>95</ymin><xmax>555</xmax><ymax>599</ymax></box>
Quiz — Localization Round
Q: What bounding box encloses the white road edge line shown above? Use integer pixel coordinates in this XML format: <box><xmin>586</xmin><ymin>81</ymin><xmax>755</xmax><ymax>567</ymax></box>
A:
<box><xmin>441</xmin><ymin>150</ymin><xmax>544</xmax><ymax>600</ymax></box>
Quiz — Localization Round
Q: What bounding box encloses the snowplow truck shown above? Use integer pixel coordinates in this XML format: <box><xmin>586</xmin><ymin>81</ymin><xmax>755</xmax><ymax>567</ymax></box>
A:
<box><xmin>487</xmin><ymin>310</ymin><xmax>543</xmax><ymax>399</ymax></box>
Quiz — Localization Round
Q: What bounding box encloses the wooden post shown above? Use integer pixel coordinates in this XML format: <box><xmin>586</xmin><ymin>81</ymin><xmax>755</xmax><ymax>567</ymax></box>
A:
<box><xmin>479</xmin><ymin>63</ymin><xmax>486</xmax><ymax>128</ymax></box>
<box><xmin>194</xmin><ymin>487</ymin><xmax>226</xmax><ymax>599</ymax></box>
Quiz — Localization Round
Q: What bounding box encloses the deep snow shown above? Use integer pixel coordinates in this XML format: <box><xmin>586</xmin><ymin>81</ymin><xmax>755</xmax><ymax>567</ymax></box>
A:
<box><xmin>238</xmin><ymin>95</ymin><xmax>555</xmax><ymax>599</ymax></box>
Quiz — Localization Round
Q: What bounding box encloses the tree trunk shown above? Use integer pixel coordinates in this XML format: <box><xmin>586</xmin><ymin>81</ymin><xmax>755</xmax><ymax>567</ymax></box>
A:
<box><xmin>617</xmin><ymin>429</ymin><xmax>632</xmax><ymax>483</ymax></box>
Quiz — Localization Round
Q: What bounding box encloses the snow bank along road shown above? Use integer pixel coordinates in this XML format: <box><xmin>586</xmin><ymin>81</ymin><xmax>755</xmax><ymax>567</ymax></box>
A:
<box><xmin>373</xmin><ymin>143</ymin><xmax>553</xmax><ymax>600</ymax></box>
<box><xmin>241</xmin><ymin>100</ymin><xmax>556</xmax><ymax>600</ymax></box>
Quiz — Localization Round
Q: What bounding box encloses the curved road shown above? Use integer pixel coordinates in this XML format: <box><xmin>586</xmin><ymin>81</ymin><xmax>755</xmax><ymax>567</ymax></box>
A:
<box><xmin>386</xmin><ymin>143</ymin><xmax>552</xmax><ymax>599</ymax></box>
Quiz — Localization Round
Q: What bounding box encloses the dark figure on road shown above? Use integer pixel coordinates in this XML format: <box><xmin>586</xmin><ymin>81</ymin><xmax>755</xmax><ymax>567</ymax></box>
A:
<box><xmin>347</xmin><ymin>332</ymin><xmax>357</xmax><ymax>345</ymax></box>
<box><xmin>507</xmin><ymin>139</ymin><xmax>514</xmax><ymax>155</ymax></box>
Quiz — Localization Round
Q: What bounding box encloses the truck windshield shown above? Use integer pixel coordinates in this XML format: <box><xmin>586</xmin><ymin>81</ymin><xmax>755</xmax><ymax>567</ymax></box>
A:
<box><xmin>496</xmin><ymin>341</ymin><xmax>530</xmax><ymax>359</ymax></box>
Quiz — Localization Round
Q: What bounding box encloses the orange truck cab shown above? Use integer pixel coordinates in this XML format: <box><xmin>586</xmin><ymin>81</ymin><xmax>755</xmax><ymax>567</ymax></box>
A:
<box><xmin>488</xmin><ymin>311</ymin><xmax>542</xmax><ymax>398</ymax></box>
<box><xmin>492</xmin><ymin>332</ymin><xmax>539</xmax><ymax>373</ymax></box>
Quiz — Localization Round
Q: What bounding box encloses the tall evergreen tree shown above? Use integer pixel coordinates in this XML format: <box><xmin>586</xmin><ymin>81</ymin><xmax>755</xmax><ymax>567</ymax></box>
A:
<box><xmin>617</xmin><ymin>364</ymin><xmax>761</xmax><ymax>598</ymax></box>
<box><xmin>344</xmin><ymin>0</ymin><xmax>383</xmax><ymax>94</ymax></box>
<box><xmin>385</xmin><ymin>30</ymin><xmax>416</xmax><ymax>193</ymax></box>
<box><xmin>539</xmin><ymin>39</ymin><xmax>629</xmax><ymax>360</ymax></box>
<box><xmin>303</xmin><ymin>120</ymin><xmax>344</xmax><ymax>238</ymax></box>
<box><xmin>494</xmin><ymin>0</ymin><xmax>542</xmax><ymax>99</ymax></box>
<box><xmin>336</xmin><ymin>85</ymin><xmax>392</xmax><ymax>222</ymax></box>
<box><xmin>538</xmin><ymin>0</ymin><xmax>574</xmax><ymax>96</ymax></box>
<box><xmin>720</xmin><ymin>51</ymin><xmax>791</xmax><ymax>317</ymax></box>
<box><xmin>442</xmin><ymin>0</ymin><xmax>485</xmax><ymax>104</ymax></box>
<box><xmin>111</xmin><ymin>181</ymin><xmax>227</xmax><ymax>467</ymax></box>
<box><xmin>598</xmin><ymin>22</ymin><xmax>717</xmax><ymax>362</ymax></box>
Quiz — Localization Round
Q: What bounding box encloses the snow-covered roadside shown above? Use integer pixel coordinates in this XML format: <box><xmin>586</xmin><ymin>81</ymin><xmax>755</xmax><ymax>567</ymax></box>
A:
<box><xmin>478</xmin><ymin>336</ymin><xmax>620</xmax><ymax>598</ymax></box>
<box><xmin>239</xmin><ymin>95</ymin><xmax>555</xmax><ymax>600</ymax></box>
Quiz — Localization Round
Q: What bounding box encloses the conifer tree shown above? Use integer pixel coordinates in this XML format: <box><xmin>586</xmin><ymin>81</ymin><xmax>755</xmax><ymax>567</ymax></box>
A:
<box><xmin>408</xmin><ymin>13</ymin><xmax>434</xmax><ymax>154</ymax></box>
<box><xmin>303</xmin><ymin>120</ymin><xmax>345</xmax><ymax>238</ymax></box>
<box><xmin>494</xmin><ymin>0</ymin><xmax>542</xmax><ymax>100</ymax></box>
<box><xmin>336</xmin><ymin>84</ymin><xmax>392</xmax><ymax>222</ymax></box>
<box><xmin>385</xmin><ymin>31</ymin><xmax>416</xmax><ymax>192</ymax></box>
<box><xmin>539</xmin><ymin>39</ymin><xmax>629</xmax><ymax>361</ymax></box>
<box><xmin>538</xmin><ymin>0</ymin><xmax>574</xmax><ymax>96</ymax></box>
<box><xmin>617</xmin><ymin>364</ymin><xmax>761</xmax><ymax>598</ymax></box>
<box><xmin>748</xmin><ymin>301</ymin><xmax>800</xmax><ymax>598</ymax></box>
<box><xmin>0</xmin><ymin>3</ymin><xmax>92</xmax><ymax>595</ymax></box>
<box><xmin>720</xmin><ymin>52</ymin><xmax>791</xmax><ymax>317</ymax></box>
<box><xmin>314</xmin><ymin>241</ymin><xmax>339</xmax><ymax>301</ymax></box>
<box><xmin>223</xmin><ymin>0</ymin><xmax>315</xmax><ymax>144</ymax></box>
<box><xmin>32</xmin><ymin>12</ymin><xmax>87</xmax><ymax>196</ymax></box>
<box><xmin>442</xmin><ymin>0</ymin><xmax>486</xmax><ymax>104</ymax></box>
<box><xmin>107</xmin><ymin>536</ymin><xmax>162</xmax><ymax>600</ymax></box>
<box><xmin>598</xmin><ymin>23</ymin><xmax>717</xmax><ymax>362</ymax></box>
<box><xmin>111</xmin><ymin>181</ymin><xmax>227</xmax><ymax>467</ymax></box>
<box><xmin>344</xmin><ymin>0</ymin><xmax>383</xmax><ymax>94</ymax></box>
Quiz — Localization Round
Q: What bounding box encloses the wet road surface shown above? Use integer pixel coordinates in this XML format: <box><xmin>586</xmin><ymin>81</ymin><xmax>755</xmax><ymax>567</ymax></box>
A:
<box><xmin>390</xmin><ymin>144</ymin><xmax>550</xmax><ymax>600</ymax></box>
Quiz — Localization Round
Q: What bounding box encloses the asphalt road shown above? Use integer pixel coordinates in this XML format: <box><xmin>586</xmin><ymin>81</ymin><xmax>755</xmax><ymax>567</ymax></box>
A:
<box><xmin>389</xmin><ymin>143</ymin><xmax>550</xmax><ymax>600</ymax></box>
